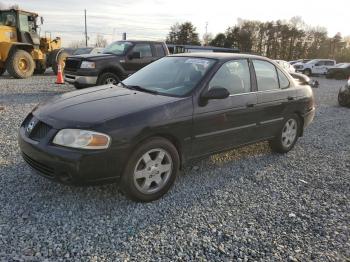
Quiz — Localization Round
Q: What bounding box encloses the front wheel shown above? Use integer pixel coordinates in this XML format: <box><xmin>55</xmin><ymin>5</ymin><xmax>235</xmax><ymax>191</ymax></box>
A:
<box><xmin>6</xmin><ymin>49</ymin><xmax>35</xmax><ymax>79</ymax></box>
<box><xmin>0</xmin><ymin>68</ymin><xmax>5</xmax><ymax>76</ymax></box>
<box><xmin>97</xmin><ymin>72</ymin><xmax>120</xmax><ymax>86</ymax></box>
<box><xmin>269</xmin><ymin>115</ymin><xmax>301</xmax><ymax>153</ymax></box>
<box><xmin>120</xmin><ymin>137</ymin><xmax>180</xmax><ymax>202</ymax></box>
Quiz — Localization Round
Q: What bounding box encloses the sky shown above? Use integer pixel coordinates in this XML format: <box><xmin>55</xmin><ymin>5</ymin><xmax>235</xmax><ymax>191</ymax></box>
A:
<box><xmin>1</xmin><ymin>0</ymin><xmax>349</xmax><ymax>47</ymax></box>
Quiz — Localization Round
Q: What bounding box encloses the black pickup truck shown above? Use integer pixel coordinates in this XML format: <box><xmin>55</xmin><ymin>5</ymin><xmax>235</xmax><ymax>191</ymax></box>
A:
<box><xmin>64</xmin><ymin>40</ymin><xmax>169</xmax><ymax>88</ymax></box>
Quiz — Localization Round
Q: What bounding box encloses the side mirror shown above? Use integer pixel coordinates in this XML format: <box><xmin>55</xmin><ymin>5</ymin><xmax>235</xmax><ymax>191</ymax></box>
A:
<box><xmin>129</xmin><ymin>51</ymin><xmax>141</xmax><ymax>59</ymax></box>
<box><xmin>200</xmin><ymin>86</ymin><xmax>229</xmax><ymax>105</ymax></box>
<box><xmin>40</xmin><ymin>17</ymin><xmax>44</xmax><ymax>25</ymax></box>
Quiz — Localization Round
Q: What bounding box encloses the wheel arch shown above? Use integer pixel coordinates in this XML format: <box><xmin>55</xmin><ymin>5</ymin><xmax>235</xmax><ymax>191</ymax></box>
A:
<box><xmin>98</xmin><ymin>65</ymin><xmax>125</xmax><ymax>79</ymax></box>
<box><xmin>293</xmin><ymin>111</ymin><xmax>305</xmax><ymax>137</ymax></box>
<box><xmin>131</xmin><ymin>133</ymin><xmax>184</xmax><ymax>169</ymax></box>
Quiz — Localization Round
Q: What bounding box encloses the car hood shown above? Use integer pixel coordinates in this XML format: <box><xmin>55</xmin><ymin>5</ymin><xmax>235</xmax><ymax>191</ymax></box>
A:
<box><xmin>33</xmin><ymin>85</ymin><xmax>182</xmax><ymax>128</ymax></box>
<box><xmin>69</xmin><ymin>53</ymin><xmax>121</xmax><ymax>61</ymax></box>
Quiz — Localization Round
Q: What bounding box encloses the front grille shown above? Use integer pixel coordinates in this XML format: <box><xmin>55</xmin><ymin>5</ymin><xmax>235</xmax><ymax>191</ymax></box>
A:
<box><xmin>22</xmin><ymin>153</ymin><xmax>54</xmax><ymax>177</ymax></box>
<box><xmin>29</xmin><ymin>121</ymin><xmax>51</xmax><ymax>141</ymax></box>
<box><xmin>65</xmin><ymin>58</ymin><xmax>81</xmax><ymax>71</ymax></box>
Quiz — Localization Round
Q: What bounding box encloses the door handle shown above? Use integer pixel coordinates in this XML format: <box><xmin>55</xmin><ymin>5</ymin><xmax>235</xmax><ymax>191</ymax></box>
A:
<box><xmin>246</xmin><ymin>103</ymin><xmax>255</xmax><ymax>107</ymax></box>
<box><xmin>287</xmin><ymin>96</ymin><xmax>294</xmax><ymax>101</ymax></box>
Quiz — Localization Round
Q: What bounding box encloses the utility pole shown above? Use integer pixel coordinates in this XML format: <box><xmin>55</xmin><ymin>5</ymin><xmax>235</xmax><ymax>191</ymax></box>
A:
<box><xmin>84</xmin><ymin>9</ymin><xmax>88</xmax><ymax>47</ymax></box>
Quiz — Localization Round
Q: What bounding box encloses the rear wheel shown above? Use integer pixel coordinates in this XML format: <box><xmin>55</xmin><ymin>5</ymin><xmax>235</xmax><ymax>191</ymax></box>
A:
<box><xmin>97</xmin><ymin>72</ymin><xmax>120</xmax><ymax>85</ymax></box>
<box><xmin>120</xmin><ymin>137</ymin><xmax>180</xmax><ymax>202</ymax></box>
<box><xmin>6</xmin><ymin>49</ymin><xmax>35</xmax><ymax>79</ymax></box>
<box><xmin>269</xmin><ymin>114</ymin><xmax>301</xmax><ymax>153</ymax></box>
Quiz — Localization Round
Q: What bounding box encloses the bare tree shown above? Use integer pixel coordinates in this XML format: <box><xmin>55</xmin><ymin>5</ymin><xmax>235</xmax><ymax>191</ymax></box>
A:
<box><xmin>95</xmin><ymin>34</ymin><xmax>108</xmax><ymax>47</ymax></box>
<box><xmin>69</xmin><ymin>40</ymin><xmax>86</xmax><ymax>48</ymax></box>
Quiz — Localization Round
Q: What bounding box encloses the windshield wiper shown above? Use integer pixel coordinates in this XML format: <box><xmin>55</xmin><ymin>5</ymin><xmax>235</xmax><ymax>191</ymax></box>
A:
<box><xmin>127</xmin><ymin>85</ymin><xmax>159</xmax><ymax>95</ymax></box>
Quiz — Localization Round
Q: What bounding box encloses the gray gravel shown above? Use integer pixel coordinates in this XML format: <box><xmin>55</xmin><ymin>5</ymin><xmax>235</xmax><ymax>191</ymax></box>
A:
<box><xmin>0</xmin><ymin>73</ymin><xmax>349</xmax><ymax>261</ymax></box>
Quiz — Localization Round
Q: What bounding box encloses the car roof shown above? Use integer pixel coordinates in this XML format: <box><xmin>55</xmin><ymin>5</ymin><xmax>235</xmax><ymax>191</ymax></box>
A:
<box><xmin>170</xmin><ymin>52</ymin><xmax>270</xmax><ymax>61</ymax></box>
<box><xmin>118</xmin><ymin>40</ymin><xmax>165</xmax><ymax>44</ymax></box>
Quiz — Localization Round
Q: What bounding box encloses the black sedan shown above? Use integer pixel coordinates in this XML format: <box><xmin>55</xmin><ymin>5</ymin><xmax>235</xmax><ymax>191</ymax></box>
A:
<box><xmin>326</xmin><ymin>63</ymin><xmax>350</xmax><ymax>79</ymax></box>
<box><xmin>19</xmin><ymin>53</ymin><xmax>315</xmax><ymax>202</ymax></box>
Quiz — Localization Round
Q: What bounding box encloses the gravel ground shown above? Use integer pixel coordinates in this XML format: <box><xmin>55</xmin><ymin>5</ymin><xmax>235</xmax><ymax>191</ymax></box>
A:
<box><xmin>0</xmin><ymin>73</ymin><xmax>349</xmax><ymax>261</ymax></box>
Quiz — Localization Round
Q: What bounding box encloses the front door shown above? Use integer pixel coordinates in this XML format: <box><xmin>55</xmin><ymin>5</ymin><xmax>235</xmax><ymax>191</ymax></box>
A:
<box><xmin>192</xmin><ymin>59</ymin><xmax>259</xmax><ymax>158</ymax></box>
<box><xmin>124</xmin><ymin>43</ymin><xmax>155</xmax><ymax>74</ymax></box>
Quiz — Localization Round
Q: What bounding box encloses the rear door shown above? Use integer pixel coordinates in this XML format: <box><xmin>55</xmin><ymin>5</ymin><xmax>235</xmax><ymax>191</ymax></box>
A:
<box><xmin>191</xmin><ymin>59</ymin><xmax>258</xmax><ymax>157</ymax></box>
<box><xmin>252</xmin><ymin>59</ymin><xmax>296</xmax><ymax>139</ymax></box>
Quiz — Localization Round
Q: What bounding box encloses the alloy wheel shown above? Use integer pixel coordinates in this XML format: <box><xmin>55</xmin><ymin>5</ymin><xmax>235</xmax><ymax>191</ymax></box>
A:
<box><xmin>105</xmin><ymin>77</ymin><xmax>118</xmax><ymax>85</ymax></box>
<box><xmin>281</xmin><ymin>119</ymin><xmax>297</xmax><ymax>148</ymax></box>
<box><xmin>133</xmin><ymin>148</ymin><xmax>173</xmax><ymax>194</ymax></box>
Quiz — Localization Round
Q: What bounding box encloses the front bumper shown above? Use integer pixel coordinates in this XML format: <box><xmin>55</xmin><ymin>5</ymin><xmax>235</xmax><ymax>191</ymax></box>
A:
<box><xmin>18</xmin><ymin>125</ymin><xmax>126</xmax><ymax>185</ymax></box>
<box><xmin>64</xmin><ymin>74</ymin><xmax>98</xmax><ymax>86</ymax></box>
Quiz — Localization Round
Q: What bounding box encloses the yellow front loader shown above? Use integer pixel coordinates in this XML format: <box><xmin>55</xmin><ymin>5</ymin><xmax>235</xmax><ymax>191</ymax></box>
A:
<box><xmin>0</xmin><ymin>9</ymin><xmax>70</xmax><ymax>78</ymax></box>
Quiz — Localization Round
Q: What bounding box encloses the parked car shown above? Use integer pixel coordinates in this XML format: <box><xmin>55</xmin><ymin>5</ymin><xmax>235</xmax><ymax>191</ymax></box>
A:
<box><xmin>326</xmin><ymin>63</ymin><xmax>350</xmax><ymax>79</ymax></box>
<box><xmin>295</xmin><ymin>59</ymin><xmax>336</xmax><ymax>76</ymax></box>
<box><xmin>64</xmin><ymin>40</ymin><xmax>169</xmax><ymax>89</ymax></box>
<box><xmin>72</xmin><ymin>47</ymin><xmax>104</xmax><ymax>55</ymax></box>
<box><xmin>19</xmin><ymin>53</ymin><xmax>315</xmax><ymax>202</ymax></box>
<box><xmin>338</xmin><ymin>78</ymin><xmax>350</xmax><ymax>107</ymax></box>
<box><xmin>274</xmin><ymin>60</ymin><xmax>296</xmax><ymax>73</ymax></box>
<box><xmin>290</xmin><ymin>59</ymin><xmax>311</xmax><ymax>66</ymax></box>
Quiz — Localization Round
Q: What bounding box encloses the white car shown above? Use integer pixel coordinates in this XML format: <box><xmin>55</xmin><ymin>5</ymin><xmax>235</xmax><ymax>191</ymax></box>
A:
<box><xmin>274</xmin><ymin>60</ymin><xmax>296</xmax><ymax>73</ymax></box>
<box><xmin>295</xmin><ymin>59</ymin><xmax>336</xmax><ymax>76</ymax></box>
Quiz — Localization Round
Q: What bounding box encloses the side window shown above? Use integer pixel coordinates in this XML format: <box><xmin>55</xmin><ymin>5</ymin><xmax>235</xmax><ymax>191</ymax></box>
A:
<box><xmin>252</xmin><ymin>60</ymin><xmax>279</xmax><ymax>91</ymax></box>
<box><xmin>19</xmin><ymin>14</ymin><xmax>29</xmax><ymax>32</ymax></box>
<box><xmin>325</xmin><ymin>61</ymin><xmax>335</xmax><ymax>66</ymax></box>
<box><xmin>277</xmin><ymin>68</ymin><xmax>290</xmax><ymax>89</ymax></box>
<box><xmin>209</xmin><ymin>59</ymin><xmax>251</xmax><ymax>95</ymax></box>
<box><xmin>315</xmin><ymin>61</ymin><xmax>324</xmax><ymax>66</ymax></box>
<box><xmin>154</xmin><ymin>44</ymin><xmax>165</xmax><ymax>57</ymax></box>
<box><xmin>132</xmin><ymin>44</ymin><xmax>152</xmax><ymax>58</ymax></box>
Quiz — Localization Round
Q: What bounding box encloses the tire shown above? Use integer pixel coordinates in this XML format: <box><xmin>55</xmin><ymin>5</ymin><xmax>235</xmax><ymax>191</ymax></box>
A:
<box><xmin>269</xmin><ymin>114</ymin><xmax>301</xmax><ymax>153</ymax></box>
<box><xmin>303</xmin><ymin>69</ymin><xmax>312</xmax><ymax>76</ymax></box>
<box><xmin>0</xmin><ymin>68</ymin><xmax>5</xmax><ymax>76</ymax></box>
<box><xmin>97</xmin><ymin>72</ymin><xmax>120</xmax><ymax>86</ymax></box>
<box><xmin>34</xmin><ymin>62</ymin><xmax>46</xmax><ymax>74</ymax></box>
<box><xmin>120</xmin><ymin>137</ymin><xmax>180</xmax><ymax>202</ymax></box>
<box><xmin>338</xmin><ymin>90</ymin><xmax>349</xmax><ymax>107</ymax></box>
<box><xmin>74</xmin><ymin>83</ymin><xmax>86</xmax><ymax>89</ymax></box>
<box><xmin>52</xmin><ymin>50</ymin><xmax>69</xmax><ymax>75</ymax></box>
<box><xmin>6</xmin><ymin>49</ymin><xmax>35</xmax><ymax>79</ymax></box>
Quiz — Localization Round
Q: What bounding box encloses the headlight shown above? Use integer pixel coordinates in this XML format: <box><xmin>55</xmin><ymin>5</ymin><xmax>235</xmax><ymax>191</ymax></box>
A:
<box><xmin>80</xmin><ymin>61</ymin><xmax>95</xmax><ymax>69</ymax></box>
<box><xmin>53</xmin><ymin>129</ymin><xmax>111</xmax><ymax>149</ymax></box>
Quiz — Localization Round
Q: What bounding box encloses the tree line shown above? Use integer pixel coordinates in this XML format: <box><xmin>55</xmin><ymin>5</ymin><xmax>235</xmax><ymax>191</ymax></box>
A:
<box><xmin>166</xmin><ymin>18</ymin><xmax>350</xmax><ymax>62</ymax></box>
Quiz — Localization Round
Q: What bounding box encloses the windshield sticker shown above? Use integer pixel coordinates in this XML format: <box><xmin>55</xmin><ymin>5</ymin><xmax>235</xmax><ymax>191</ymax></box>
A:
<box><xmin>185</xmin><ymin>59</ymin><xmax>210</xmax><ymax>67</ymax></box>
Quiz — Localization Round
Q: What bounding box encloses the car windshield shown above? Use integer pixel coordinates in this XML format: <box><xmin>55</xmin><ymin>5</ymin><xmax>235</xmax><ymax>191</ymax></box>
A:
<box><xmin>123</xmin><ymin>56</ymin><xmax>216</xmax><ymax>97</ymax></box>
<box><xmin>103</xmin><ymin>41</ymin><xmax>133</xmax><ymax>55</ymax></box>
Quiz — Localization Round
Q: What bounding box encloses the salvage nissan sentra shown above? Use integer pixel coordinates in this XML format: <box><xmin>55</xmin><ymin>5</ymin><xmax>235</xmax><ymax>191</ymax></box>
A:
<box><xmin>19</xmin><ymin>53</ymin><xmax>315</xmax><ymax>202</ymax></box>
